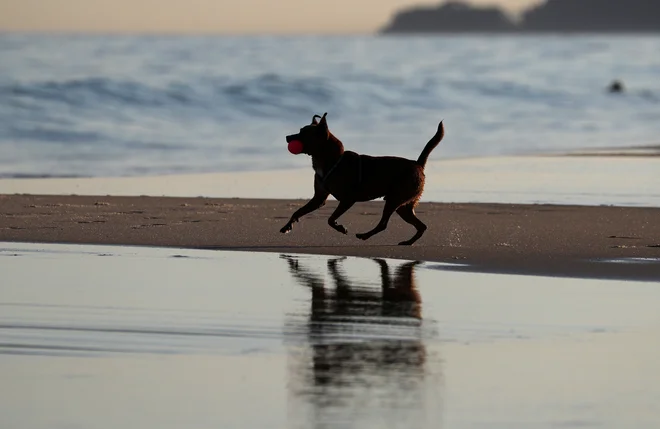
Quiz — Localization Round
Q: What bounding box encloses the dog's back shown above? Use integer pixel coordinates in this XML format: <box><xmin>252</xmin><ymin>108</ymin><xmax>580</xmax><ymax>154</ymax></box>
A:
<box><xmin>322</xmin><ymin>152</ymin><xmax>424</xmax><ymax>203</ymax></box>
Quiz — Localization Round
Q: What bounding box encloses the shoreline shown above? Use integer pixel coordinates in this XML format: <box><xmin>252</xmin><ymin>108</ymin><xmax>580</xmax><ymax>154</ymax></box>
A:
<box><xmin>2</xmin><ymin>194</ymin><xmax>659</xmax><ymax>281</ymax></box>
<box><xmin>1</xmin><ymin>155</ymin><xmax>659</xmax><ymax>208</ymax></box>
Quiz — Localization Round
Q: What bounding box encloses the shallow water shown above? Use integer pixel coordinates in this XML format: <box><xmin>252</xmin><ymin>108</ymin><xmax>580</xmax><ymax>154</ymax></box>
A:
<box><xmin>1</xmin><ymin>155</ymin><xmax>658</xmax><ymax>207</ymax></box>
<box><xmin>1</xmin><ymin>243</ymin><xmax>660</xmax><ymax>428</ymax></box>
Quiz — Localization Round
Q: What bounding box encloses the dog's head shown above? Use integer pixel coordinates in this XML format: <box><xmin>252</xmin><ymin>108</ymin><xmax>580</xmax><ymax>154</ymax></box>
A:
<box><xmin>285</xmin><ymin>113</ymin><xmax>339</xmax><ymax>157</ymax></box>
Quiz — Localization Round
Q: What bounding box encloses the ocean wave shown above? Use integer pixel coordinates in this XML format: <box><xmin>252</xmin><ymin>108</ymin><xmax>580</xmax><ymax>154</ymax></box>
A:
<box><xmin>213</xmin><ymin>74</ymin><xmax>337</xmax><ymax>118</ymax></box>
<box><xmin>0</xmin><ymin>173</ymin><xmax>85</xmax><ymax>179</ymax></box>
<box><xmin>448</xmin><ymin>79</ymin><xmax>571</xmax><ymax>105</ymax></box>
<box><xmin>7</xmin><ymin>125</ymin><xmax>103</xmax><ymax>144</ymax></box>
<box><xmin>2</xmin><ymin>74</ymin><xmax>337</xmax><ymax>113</ymax></box>
<box><xmin>3</xmin><ymin>77</ymin><xmax>193</xmax><ymax>108</ymax></box>
<box><xmin>4</xmin><ymin>72</ymin><xmax>649</xmax><ymax>123</ymax></box>
<box><xmin>222</xmin><ymin>74</ymin><xmax>334</xmax><ymax>103</ymax></box>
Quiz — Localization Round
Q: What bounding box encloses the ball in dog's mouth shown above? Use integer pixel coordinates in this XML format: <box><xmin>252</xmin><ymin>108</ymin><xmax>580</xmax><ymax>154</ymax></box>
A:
<box><xmin>288</xmin><ymin>140</ymin><xmax>304</xmax><ymax>155</ymax></box>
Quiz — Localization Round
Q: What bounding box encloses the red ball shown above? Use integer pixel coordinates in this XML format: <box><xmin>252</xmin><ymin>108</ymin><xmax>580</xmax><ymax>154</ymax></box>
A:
<box><xmin>288</xmin><ymin>140</ymin><xmax>304</xmax><ymax>155</ymax></box>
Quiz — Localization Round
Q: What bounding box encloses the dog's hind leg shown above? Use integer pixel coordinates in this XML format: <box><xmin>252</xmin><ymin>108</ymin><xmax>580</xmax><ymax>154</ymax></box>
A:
<box><xmin>356</xmin><ymin>199</ymin><xmax>399</xmax><ymax>241</ymax></box>
<box><xmin>328</xmin><ymin>200</ymin><xmax>355</xmax><ymax>234</ymax></box>
<box><xmin>395</xmin><ymin>203</ymin><xmax>427</xmax><ymax>245</ymax></box>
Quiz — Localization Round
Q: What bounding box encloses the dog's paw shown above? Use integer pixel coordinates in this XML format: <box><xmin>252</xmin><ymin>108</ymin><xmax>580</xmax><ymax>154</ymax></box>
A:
<box><xmin>398</xmin><ymin>240</ymin><xmax>414</xmax><ymax>246</ymax></box>
<box><xmin>355</xmin><ymin>233</ymin><xmax>369</xmax><ymax>241</ymax></box>
<box><xmin>280</xmin><ymin>224</ymin><xmax>293</xmax><ymax>234</ymax></box>
<box><xmin>335</xmin><ymin>224</ymin><xmax>348</xmax><ymax>235</ymax></box>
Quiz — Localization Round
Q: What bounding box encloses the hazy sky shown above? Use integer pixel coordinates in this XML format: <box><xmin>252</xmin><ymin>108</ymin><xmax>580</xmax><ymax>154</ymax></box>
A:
<box><xmin>0</xmin><ymin>0</ymin><xmax>540</xmax><ymax>34</ymax></box>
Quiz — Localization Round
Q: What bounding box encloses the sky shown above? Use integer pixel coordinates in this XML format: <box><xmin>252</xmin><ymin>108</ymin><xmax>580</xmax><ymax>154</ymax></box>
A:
<box><xmin>0</xmin><ymin>0</ymin><xmax>540</xmax><ymax>34</ymax></box>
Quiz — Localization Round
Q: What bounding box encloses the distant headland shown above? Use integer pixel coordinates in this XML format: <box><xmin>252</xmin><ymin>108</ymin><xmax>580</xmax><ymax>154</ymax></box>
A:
<box><xmin>380</xmin><ymin>0</ymin><xmax>660</xmax><ymax>34</ymax></box>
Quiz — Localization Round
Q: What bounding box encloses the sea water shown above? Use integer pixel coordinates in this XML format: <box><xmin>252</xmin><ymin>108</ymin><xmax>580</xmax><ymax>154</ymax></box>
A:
<box><xmin>1</xmin><ymin>34</ymin><xmax>659</xmax><ymax>178</ymax></box>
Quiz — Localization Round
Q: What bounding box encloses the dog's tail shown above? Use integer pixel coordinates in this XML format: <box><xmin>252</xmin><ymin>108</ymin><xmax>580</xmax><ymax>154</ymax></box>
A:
<box><xmin>416</xmin><ymin>121</ymin><xmax>444</xmax><ymax>168</ymax></box>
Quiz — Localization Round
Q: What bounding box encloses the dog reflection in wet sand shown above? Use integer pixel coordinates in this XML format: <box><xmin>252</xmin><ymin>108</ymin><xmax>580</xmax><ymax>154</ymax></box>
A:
<box><xmin>282</xmin><ymin>255</ymin><xmax>434</xmax><ymax>422</ymax></box>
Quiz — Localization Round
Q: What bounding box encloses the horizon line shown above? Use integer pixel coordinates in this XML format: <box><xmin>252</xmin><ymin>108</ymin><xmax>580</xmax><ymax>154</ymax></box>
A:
<box><xmin>2</xmin><ymin>29</ymin><xmax>658</xmax><ymax>37</ymax></box>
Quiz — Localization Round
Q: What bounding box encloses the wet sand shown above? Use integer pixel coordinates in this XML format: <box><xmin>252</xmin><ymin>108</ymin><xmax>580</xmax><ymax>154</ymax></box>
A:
<box><xmin>2</xmin><ymin>244</ymin><xmax>660</xmax><ymax>429</ymax></box>
<box><xmin>1</xmin><ymin>194</ymin><xmax>659</xmax><ymax>281</ymax></box>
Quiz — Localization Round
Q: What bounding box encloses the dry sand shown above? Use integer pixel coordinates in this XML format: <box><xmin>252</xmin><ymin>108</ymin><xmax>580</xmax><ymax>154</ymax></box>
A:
<box><xmin>1</xmin><ymin>194</ymin><xmax>659</xmax><ymax>281</ymax></box>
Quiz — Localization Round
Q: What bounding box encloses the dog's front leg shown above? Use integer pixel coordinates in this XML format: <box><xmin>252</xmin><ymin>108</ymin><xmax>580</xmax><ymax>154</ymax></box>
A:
<box><xmin>327</xmin><ymin>200</ymin><xmax>355</xmax><ymax>234</ymax></box>
<box><xmin>280</xmin><ymin>182</ymin><xmax>329</xmax><ymax>234</ymax></box>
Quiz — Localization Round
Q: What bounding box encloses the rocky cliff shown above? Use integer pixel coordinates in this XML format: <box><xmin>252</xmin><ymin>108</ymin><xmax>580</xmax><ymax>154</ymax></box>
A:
<box><xmin>380</xmin><ymin>1</ymin><xmax>516</xmax><ymax>34</ymax></box>
<box><xmin>522</xmin><ymin>0</ymin><xmax>660</xmax><ymax>32</ymax></box>
<box><xmin>380</xmin><ymin>0</ymin><xmax>660</xmax><ymax>34</ymax></box>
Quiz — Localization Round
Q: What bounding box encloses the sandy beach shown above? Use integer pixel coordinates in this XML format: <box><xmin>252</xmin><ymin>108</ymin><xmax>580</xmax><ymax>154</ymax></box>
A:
<box><xmin>2</xmin><ymin>194</ymin><xmax>659</xmax><ymax>281</ymax></box>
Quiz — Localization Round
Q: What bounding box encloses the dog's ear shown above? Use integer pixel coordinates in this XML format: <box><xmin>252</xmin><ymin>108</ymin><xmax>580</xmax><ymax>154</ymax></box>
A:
<box><xmin>318</xmin><ymin>113</ymin><xmax>328</xmax><ymax>129</ymax></box>
<box><xmin>317</xmin><ymin>113</ymin><xmax>329</xmax><ymax>138</ymax></box>
<box><xmin>311</xmin><ymin>114</ymin><xmax>321</xmax><ymax>125</ymax></box>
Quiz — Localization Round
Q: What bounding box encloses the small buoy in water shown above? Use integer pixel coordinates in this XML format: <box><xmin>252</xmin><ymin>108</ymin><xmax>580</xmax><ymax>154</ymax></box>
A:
<box><xmin>608</xmin><ymin>80</ymin><xmax>624</xmax><ymax>93</ymax></box>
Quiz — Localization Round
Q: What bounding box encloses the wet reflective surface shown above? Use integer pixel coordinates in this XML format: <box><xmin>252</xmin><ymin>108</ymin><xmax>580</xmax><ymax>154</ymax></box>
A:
<box><xmin>597</xmin><ymin>257</ymin><xmax>660</xmax><ymax>264</ymax></box>
<box><xmin>282</xmin><ymin>256</ymin><xmax>441</xmax><ymax>428</ymax></box>
<box><xmin>1</xmin><ymin>243</ymin><xmax>660</xmax><ymax>428</ymax></box>
<box><xmin>1</xmin><ymin>155</ymin><xmax>659</xmax><ymax>207</ymax></box>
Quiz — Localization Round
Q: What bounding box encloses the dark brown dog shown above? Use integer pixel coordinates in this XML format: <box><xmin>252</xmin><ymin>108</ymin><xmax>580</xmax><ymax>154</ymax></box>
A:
<box><xmin>280</xmin><ymin>113</ymin><xmax>444</xmax><ymax>245</ymax></box>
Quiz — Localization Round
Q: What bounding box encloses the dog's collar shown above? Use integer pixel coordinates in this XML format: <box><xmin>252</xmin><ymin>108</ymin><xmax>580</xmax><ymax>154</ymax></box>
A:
<box><xmin>316</xmin><ymin>154</ymin><xmax>345</xmax><ymax>183</ymax></box>
<box><xmin>315</xmin><ymin>153</ymin><xmax>362</xmax><ymax>191</ymax></box>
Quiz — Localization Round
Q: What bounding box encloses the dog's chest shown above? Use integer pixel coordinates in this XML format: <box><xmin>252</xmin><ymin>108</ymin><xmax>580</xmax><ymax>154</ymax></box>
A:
<box><xmin>314</xmin><ymin>167</ymin><xmax>324</xmax><ymax>179</ymax></box>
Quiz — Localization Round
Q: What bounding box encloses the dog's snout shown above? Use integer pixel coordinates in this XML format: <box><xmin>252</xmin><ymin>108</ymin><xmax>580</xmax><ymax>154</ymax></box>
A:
<box><xmin>286</xmin><ymin>134</ymin><xmax>296</xmax><ymax>143</ymax></box>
